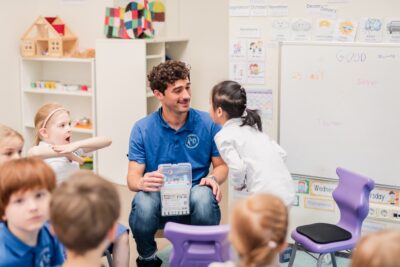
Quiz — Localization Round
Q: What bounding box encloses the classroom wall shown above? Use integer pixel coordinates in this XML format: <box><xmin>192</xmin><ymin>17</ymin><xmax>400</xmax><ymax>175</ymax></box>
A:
<box><xmin>0</xmin><ymin>0</ymin><xmax>228</xmax><ymax>132</ymax></box>
<box><xmin>229</xmin><ymin>0</ymin><xmax>400</xmax><ymax>237</ymax></box>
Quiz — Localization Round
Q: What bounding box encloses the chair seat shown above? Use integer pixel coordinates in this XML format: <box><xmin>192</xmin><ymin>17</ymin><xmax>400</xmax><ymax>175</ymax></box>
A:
<box><xmin>296</xmin><ymin>223</ymin><xmax>352</xmax><ymax>244</ymax></box>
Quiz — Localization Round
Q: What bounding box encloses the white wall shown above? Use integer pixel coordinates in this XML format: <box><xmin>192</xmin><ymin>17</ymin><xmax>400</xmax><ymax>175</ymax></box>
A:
<box><xmin>0</xmin><ymin>0</ymin><xmax>112</xmax><ymax>130</ymax></box>
<box><xmin>0</xmin><ymin>0</ymin><xmax>228</xmax><ymax>131</ymax></box>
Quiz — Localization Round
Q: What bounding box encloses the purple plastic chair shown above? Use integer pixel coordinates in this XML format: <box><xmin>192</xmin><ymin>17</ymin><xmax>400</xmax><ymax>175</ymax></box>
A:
<box><xmin>164</xmin><ymin>222</ymin><xmax>230</xmax><ymax>267</ymax></box>
<box><xmin>288</xmin><ymin>167</ymin><xmax>375</xmax><ymax>267</ymax></box>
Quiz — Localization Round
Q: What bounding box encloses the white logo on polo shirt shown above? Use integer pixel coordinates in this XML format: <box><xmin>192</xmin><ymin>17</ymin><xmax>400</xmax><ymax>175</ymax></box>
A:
<box><xmin>185</xmin><ymin>134</ymin><xmax>199</xmax><ymax>149</ymax></box>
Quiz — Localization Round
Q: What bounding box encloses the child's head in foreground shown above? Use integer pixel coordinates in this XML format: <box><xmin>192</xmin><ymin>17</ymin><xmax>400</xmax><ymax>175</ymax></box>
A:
<box><xmin>0</xmin><ymin>157</ymin><xmax>56</xmax><ymax>232</ymax></box>
<box><xmin>230</xmin><ymin>194</ymin><xmax>288</xmax><ymax>267</ymax></box>
<box><xmin>34</xmin><ymin>103</ymin><xmax>72</xmax><ymax>146</ymax></box>
<box><xmin>350</xmin><ymin>229</ymin><xmax>400</xmax><ymax>267</ymax></box>
<box><xmin>50</xmin><ymin>171</ymin><xmax>121</xmax><ymax>256</ymax></box>
<box><xmin>0</xmin><ymin>124</ymin><xmax>24</xmax><ymax>165</ymax></box>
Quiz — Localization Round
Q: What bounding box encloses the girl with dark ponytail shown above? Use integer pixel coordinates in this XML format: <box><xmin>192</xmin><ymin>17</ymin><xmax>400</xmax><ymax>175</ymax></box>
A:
<box><xmin>209</xmin><ymin>80</ymin><xmax>294</xmax><ymax>206</ymax></box>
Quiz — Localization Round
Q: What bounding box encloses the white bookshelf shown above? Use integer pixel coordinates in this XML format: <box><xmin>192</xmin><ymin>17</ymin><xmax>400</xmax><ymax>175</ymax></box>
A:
<box><xmin>95</xmin><ymin>38</ymin><xmax>188</xmax><ymax>185</ymax></box>
<box><xmin>20</xmin><ymin>57</ymin><xmax>97</xmax><ymax>171</ymax></box>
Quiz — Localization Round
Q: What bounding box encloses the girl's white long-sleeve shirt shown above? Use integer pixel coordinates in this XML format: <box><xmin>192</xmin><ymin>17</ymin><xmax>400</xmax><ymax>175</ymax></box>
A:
<box><xmin>214</xmin><ymin>118</ymin><xmax>294</xmax><ymax>206</ymax></box>
<box><xmin>38</xmin><ymin>141</ymin><xmax>84</xmax><ymax>183</ymax></box>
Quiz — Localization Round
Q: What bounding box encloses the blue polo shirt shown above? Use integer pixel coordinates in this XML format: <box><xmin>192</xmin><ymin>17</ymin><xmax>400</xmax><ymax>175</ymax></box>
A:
<box><xmin>128</xmin><ymin>108</ymin><xmax>221</xmax><ymax>186</ymax></box>
<box><xmin>0</xmin><ymin>223</ymin><xmax>64</xmax><ymax>267</ymax></box>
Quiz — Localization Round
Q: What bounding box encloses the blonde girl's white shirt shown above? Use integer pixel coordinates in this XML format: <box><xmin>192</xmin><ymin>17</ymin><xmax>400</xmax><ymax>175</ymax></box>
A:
<box><xmin>214</xmin><ymin>118</ymin><xmax>294</xmax><ymax>206</ymax></box>
<box><xmin>38</xmin><ymin>141</ymin><xmax>84</xmax><ymax>183</ymax></box>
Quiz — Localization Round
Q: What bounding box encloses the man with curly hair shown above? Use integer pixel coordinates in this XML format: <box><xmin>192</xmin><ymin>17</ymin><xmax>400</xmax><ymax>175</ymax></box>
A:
<box><xmin>127</xmin><ymin>60</ymin><xmax>228</xmax><ymax>267</ymax></box>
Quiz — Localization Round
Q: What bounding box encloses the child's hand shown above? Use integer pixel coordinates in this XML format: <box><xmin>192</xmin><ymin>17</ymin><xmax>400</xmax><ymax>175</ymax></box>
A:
<box><xmin>65</xmin><ymin>153</ymin><xmax>84</xmax><ymax>165</ymax></box>
<box><xmin>52</xmin><ymin>143</ymin><xmax>80</xmax><ymax>154</ymax></box>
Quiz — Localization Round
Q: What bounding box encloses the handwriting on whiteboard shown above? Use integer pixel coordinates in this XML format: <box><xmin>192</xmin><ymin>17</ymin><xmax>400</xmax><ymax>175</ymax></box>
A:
<box><xmin>336</xmin><ymin>50</ymin><xmax>367</xmax><ymax>63</ymax></box>
<box><xmin>357</xmin><ymin>78</ymin><xmax>378</xmax><ymax>87</ymax></box>
<box><xmin>377</xmin><ymin>54</ymin><xmax>396</xmax><ymax>60</ymax></box>
<box><xmin>317</xmin><ymin>118</ymin><xmax>343</xmax><ymax>128</ymax></box>
<box><xmin>291</xmin><ymin>70</ymin><xmax>324</xmax><ymax>81</ymax></box>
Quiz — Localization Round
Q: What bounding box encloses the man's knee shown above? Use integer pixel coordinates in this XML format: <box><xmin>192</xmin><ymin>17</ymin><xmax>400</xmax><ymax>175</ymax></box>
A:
<box><xmin>191</xmin><ymin>185</ymin><xmax>216</xmax><ymax>206</ymax></box>
<box><xmin>130</xmin><ymin>192</ymin><xmax>160</xmax><ymax>226</ymax></box>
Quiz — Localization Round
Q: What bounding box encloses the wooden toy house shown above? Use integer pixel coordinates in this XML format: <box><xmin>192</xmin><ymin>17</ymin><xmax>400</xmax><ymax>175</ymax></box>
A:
<box><xmin>21</xmin><ymin>16</ymin><xmax>78</xmax><ymax>57</ymax></box>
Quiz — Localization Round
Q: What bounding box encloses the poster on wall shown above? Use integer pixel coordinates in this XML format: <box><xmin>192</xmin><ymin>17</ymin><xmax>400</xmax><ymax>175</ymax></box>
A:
<box><xmin>313</xmin><ymin>18</ymin><xmax>335</xmax><ymax>41</ymax></box>
<box><xmin>384</xmin><ymin>18</ymin><xmax>400</xmax><ymax>43</ymax></box>
<box><xmin>246</xmin><ymin>62</ymin><xmax>265</xmax><ymax>84</ymax></box>
<box><xmin>230</xmin><ymin>39</ymin><xmax>247</xmax><ymax>59</ymax></box>
<box><xmin>357</xmin><ymin>17</ymin><xmax>384</xmax><ymax>42</ymax></box>
<box><xmin>270</xmin><ymin>18</ymin><xmax>291</xmax><ymax>41</ymax></box>
<box><xmin>229</xmin><ymin>62</ymin><xmax>247</xmax><ymax>84</ymax></box>
<box><xmin>247</xmin><ymin>39</ymin><xmax>265</xmax><ymax>60</ymax></box>
<box><xmin>334</xmin><ymin>19</ymin><xmax>358</xmax><ymax>42</ymax></box>
<box><xmin>246</xmin><ymin>89</ymin><xmax>273</xmax><ymax>130</ymax></box>
<box><xmin>291</xmin><ymin>18</ymin><xmax>313</xmax><ymax>41</ymax></box>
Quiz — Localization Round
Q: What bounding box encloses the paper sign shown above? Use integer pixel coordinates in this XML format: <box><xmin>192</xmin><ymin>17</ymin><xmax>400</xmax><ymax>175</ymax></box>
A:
<box><xmin>246</xmin><ymin>61</ymin><xmax>265</xmax><ymax>84</ymax></box>
<box><xmin>270</xmin><ymin>18</ymin><xmax>291</xmax><ymax>41</ymax></box>
<box><xmin>310</xmin><ymin>181</ymin><xmax>336</xmax><ymax>197</ymax></box>
<box><xmin>370</xmin><ymin>189</ymin><xmax>399</xmax><ymax>206</ymax></box>
<box><xmin>357</xmin><ymin>17</ymin><xmax>383</xmax><ymax>43</ymax></box>
<box><xmin>237</xmin><ymin>26</ymin><xmax>261</xmax><ymax>38</ymax></box>
<box><xmin>230</xmin><ymin>39</ymin><xmax>247</xmax><ymax>59</ymax></box>
<box><xmin>229</xmin><ymin>4</ymin><xmax>251</xmax><ymax>17</ymax></box>
<box><xmin>294</xmin><ymin>179</ymin><xmax>310</xmax><ymax>194</ymax></box>
<box><xmin>334</xmin><ymin>19</ymin><xmax>358</xmax><ymax>42</ymax></box>
<box><xmin>266</xmin><ymin>5</ymin><xmax>289</xmax><ymax>17</ymax></box>
<box><xmin>247</xmin><ymin>39</ymin><xmax>265</xmax><ymax>60</ymax></box>
<box><xmin>230</xmin><ymin>62</ymin><xmax>247</xmax><ymax>84</ymax></box>
<box><xmin>304</xmin><ymin>196</ymin><xmax>335</xmax><ymax>211</ymax></box>
<box><xmin>251</xmin><ymin>5</ymin><xmax>267</xmax><ymax>16</ymax></box>
<box><xmin>313</xmin><ymin>18</ymin><xmax>335</xmax><ymax>41</ymax></box>
<box><xmin>383</xmin><ymin>18</ymin><xmax>400</xmax><ymax>43</ymax></box>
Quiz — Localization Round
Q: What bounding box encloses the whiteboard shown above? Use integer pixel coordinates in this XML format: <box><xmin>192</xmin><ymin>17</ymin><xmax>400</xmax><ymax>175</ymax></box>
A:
<box><xmin>279</xmin><ymin>42</ymin><xmax>400</xmax><ymax>186</ymax></box>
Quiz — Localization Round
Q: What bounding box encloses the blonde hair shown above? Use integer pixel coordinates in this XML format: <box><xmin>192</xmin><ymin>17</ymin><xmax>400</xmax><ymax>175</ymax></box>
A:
<box><xmin>50</xmin><ymin>171</ymin><xmax>120</xmax><ymax>255</ymax></box>
<box><xmin>33</xmin><ymin>103</ymin><xmax>69</xmax><ymax>145</ymax></box>
<box><xmin>350</xmin><ymin>230</ymin><xmax>400</xmax><ymax>267</ymax></box>
<box><xmin>230</xmin><ymin>194</ymin><xmax>288</xmax><ymax>267</ymax></box>
<box><xmin>0</xmin><ymin>157</ymin><xmax>56</xmax><ymax>220</ymax></box>
<box><xmin>0</xmin><ymin>124</ymin><xmax>23</xmax><ymax>144</ymax></box>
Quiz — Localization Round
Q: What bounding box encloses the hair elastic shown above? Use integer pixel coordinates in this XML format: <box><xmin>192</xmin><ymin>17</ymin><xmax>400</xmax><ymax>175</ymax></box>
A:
<box><xmin>41</xmin><ymin>108</ymin><xmax>67</xmax><ymax>128</ymax></box>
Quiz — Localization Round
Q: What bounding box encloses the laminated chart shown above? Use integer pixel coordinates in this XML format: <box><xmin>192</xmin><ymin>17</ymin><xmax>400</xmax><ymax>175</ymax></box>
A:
<box><xmin>159</xmin><ymin>163</ymin><xmax>192</xmax><ymax>216</ymax></box>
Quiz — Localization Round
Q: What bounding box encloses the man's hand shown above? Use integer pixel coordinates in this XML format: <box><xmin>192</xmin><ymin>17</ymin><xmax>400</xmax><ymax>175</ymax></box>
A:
<box><xmin>139</xmin><ymin>171</ymin><xmax>164</xmax><ymax>192</ymax></box>
<box><xmin>199</xmin><ymin>177</ymin><xmax>222</xmax><ymax>203</ymax></box>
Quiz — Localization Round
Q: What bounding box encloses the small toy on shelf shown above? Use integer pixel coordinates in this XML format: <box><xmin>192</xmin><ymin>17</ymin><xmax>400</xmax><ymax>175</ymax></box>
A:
<box><xmin>20</xmin><ymin>16</ymin><xmax>78</xmax><ymax>57</ymax></box>
<box><xmin>72</xmin><ymin>48</ymin><xmax>96</xmax><ymax>58</ymax></box>
<box><xmin>74</xmin><ymin>117</ymin><xmax>92</xmax><ymax>129</ymax></box>
<box><xmin>29</xmin><ymin>80</ymin><xmax>90</xmax><ymax>93</ymax></box>
<box><xmin>80</xmin><ymin>156</ymin><xmax>93</xmax><ymax>170</ymax></box>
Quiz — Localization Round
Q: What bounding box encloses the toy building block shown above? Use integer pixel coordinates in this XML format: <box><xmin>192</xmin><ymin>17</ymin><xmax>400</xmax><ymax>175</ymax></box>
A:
<box><xmin>20</xmin><ymin>16</ymin><xmax>78</xmax><ymax>57</ymax></box>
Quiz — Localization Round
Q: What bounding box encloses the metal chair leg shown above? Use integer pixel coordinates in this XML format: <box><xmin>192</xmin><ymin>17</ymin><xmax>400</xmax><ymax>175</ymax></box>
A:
<box><xmin>104</xmin><ymin>249</ymin><xmax>114</xmax><ymax>267</ymax></box>
<box><xmin>330</xmin><ymin>252</ymin><xmax>337</xmax><ymax>267</ymax></box>
<box><xmin>317</xmin><ymin>253</ymin><xmax>324</xmax><ymax>267</ymax></box>
<box><xmin>288</xmin><ymin>242</ymin><xmax>298</xmax><ymax>267</ymax></box>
